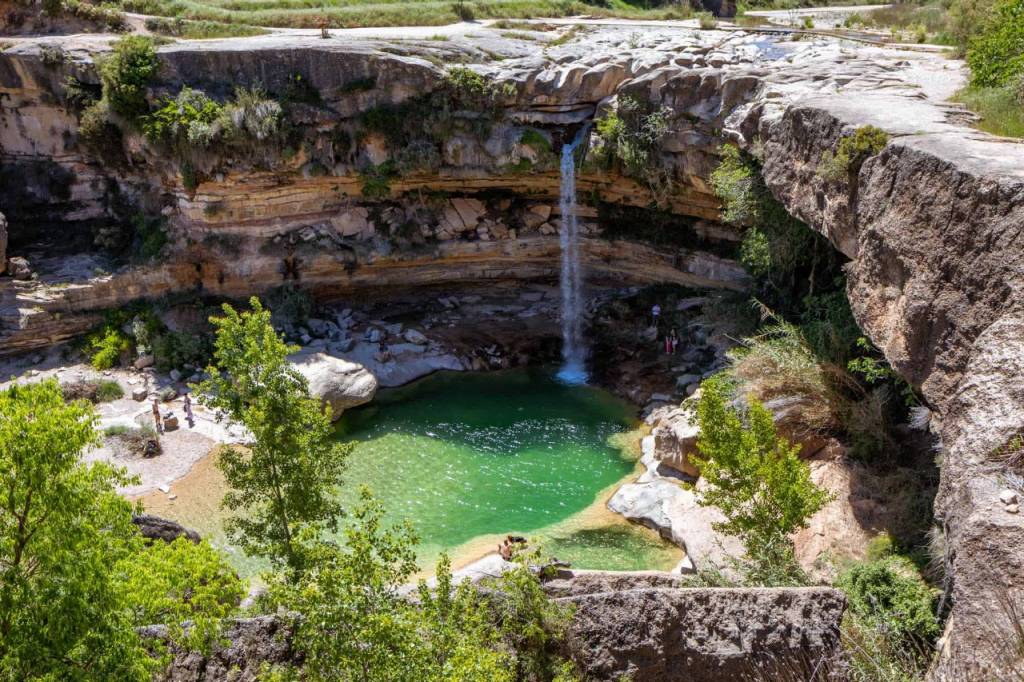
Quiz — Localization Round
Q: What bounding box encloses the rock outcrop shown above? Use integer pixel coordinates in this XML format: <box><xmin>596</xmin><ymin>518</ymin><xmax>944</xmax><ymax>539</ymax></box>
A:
<box><xmin>1</xmin><ymin>21</ymin><xmax>1022</xmax><ymax>675</ymax></box>
<box><xmin>289</xmin><ymin>350</ymin><xmax>378</xmax><ymax>419</ymax></box>
<box><xmin>132</xmin><ymin>514</ymin><xmax>201</xmax><ymax>544</ymax></box>
<box><xmin>151</xmin><ymin>571</ymin><xmax>844</xmax><ymax>682</ymax></box>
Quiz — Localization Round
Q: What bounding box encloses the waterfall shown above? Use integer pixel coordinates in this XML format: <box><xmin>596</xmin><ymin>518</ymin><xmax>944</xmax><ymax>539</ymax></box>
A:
<box><xmin>556</xmin><ymin>126</ymin><xmax>590</xmax><ymax>385</ymax></box>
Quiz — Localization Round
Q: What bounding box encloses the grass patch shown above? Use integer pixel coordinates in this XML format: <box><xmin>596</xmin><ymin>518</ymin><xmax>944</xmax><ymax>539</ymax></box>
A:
<box><xmin>144</xmin><ymin>17</ymin><xmax>269</xmax><ymax>39</ymax></box>
<box><xmin>952</xmin><ymin>85</ymin><xmax>1024</xmax><ymax>138</ymax></box>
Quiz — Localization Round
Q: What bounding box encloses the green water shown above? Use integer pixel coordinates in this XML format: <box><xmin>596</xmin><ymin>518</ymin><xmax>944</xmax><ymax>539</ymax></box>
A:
<box><xmin>145</xmin><ymin>369</ymin><xmax>680</xmax><ymax>574</ymax></box>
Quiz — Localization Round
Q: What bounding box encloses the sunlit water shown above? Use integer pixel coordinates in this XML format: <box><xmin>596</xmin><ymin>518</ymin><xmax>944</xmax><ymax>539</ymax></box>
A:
<box><xmin>140</xmin><ymin>369</ymin><xmax>680</xmax><ymax>576</ymax></box>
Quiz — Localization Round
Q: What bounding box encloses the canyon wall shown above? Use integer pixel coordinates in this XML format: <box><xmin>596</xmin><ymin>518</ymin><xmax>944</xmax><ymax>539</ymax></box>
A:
<box><xmin>2</xmin><ymin>23</ymin><xmax>1023</xmax><ymax>676</ymax></box>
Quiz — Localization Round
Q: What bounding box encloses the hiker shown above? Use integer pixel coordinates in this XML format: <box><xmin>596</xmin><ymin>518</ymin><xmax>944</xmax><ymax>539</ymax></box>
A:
<box><xmin>151</xmin><ymin>398</ymin><xmax>163</xmax><ymax>434</ymax></box>
<box><xmin>664</xmin><ymin>332</ymin><xmax>673</xmax><ymax>355</ymax></box>
<box><xmin>183</xmin><ymin>393</ymin><xmax>195</xmax><ymax>429</ymax></box>
<box><xmin>651</xmin><ymin>303</ymin><xmax>661</xmax><ymax>327</ymax></box>
<box><xmin>670</xmin><ymin>328</ymin><xmax>680</xmax><ymax>354</ymax></box>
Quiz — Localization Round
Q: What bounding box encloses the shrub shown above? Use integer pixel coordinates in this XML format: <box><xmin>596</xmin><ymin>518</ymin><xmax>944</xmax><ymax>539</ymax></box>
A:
<box><xmin>818</xmin><ymin>125</ymin><xmax>889</xmax><ymax>182</ymax></box>
<box><xmin>359</xmin><ymin>161</ymin><xmax>398</xmax><ymax>198</ymax></box>
<box><xmin>63</xmin><ymin>75</ymin><xmax>100</xmax><ymax>111</ymax></box>
<box><xmin>263</xmin><ymin>283</ymin><xmax>313</xmax><ymax>327</ymax></box>
<box><xmin>452</xmin><ymin>0</ymin><xmax>475</xmax><ymax>21</ymax></box>
<box><xmin>595</xmin><ymin>95</ymin><xmax>673</xmax><ymax>200</ymax></box>
<box><xmin>94</xmin><ymin>379</ymin><xmax>124</xmax><ymax>402</ymax></box>
<box><xmin>104</xmin><ymin>424</ymin><xmax>162</xmax><ymax>457</ymax></box>
<box><xmin>153</xmin><ymin>329</ymin><xmax>211</xmax><ymax>372</ymax></box>
<box><xmin>77</xmin><ymin>100</ymin><xmax>124</xmax><ymax>161</ymax></box>
<box><xmin>142</xmin><ymin>87</ymin><xmax>222</xmax><ymax>150</ymax></box>
<box><xmin>220</xmin><ymin>86</ymin><xmax>282</xmax><ymax>142</ymax></box>
<box><xmin>61</xmin><ymin>379</ymin><xmax>123</xmax><ymax>403</ymax></box>
<box><xmin>691</xmin><ymin>374</ymin><xmax>830</xmax><ymax>585</ymax></box>
<box><xmin>966</xmin><ymin>0</ymin><xmax>1024</xmax><ymax>87</ymax></box>
<box><xmin>40</xmin><ymin>44</ymin><xmax>66</xmax><ymax>68</ymax></box>
<box><xmin>87</xmin><ymin>326</ymin><xmax>132</xmax><ymax>369</ymax></box>
<box><xmin>99</xmin><ymin>35</ymin><xmax>159</xmax><ymax>119</ymax></box>
<box><xmin>837</xmin><ymin>555</ymin><xmax>940</xmax><ymax>649</ymax></box>
<box><xmin>697</xmin><ymin>12</ymin><xmax>717</xmax><ymax>29</ymax></box>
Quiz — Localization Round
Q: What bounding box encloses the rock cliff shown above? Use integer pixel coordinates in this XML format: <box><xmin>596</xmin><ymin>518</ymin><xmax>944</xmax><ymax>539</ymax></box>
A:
<box><xmin>2</xmin><ymin>21</ymin><xmax>1022</xmax><ymax>676</ymax></box>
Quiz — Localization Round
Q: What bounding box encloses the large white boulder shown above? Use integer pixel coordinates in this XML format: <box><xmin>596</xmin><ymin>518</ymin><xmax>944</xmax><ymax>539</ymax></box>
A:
<box><xmin>289</xmin><ymin>351</ymin><xmax>378</xmax><ymax>420</ymax></box>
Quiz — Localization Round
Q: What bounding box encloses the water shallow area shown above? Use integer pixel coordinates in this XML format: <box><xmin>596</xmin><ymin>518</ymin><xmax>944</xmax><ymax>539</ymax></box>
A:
<box><xmin>141</xmin><ymin>368</ymin><xmax>680</xmax><ymax>575</ymax></box>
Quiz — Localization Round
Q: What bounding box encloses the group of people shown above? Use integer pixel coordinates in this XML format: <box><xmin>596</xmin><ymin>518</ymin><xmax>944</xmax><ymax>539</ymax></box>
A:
<box><xmin>150</xmin><ymin>392</ymin><xmax>195</xmax><ymax>434</ymax></box>
<box><xmin>651</xmin><ymin>303</ymin><xmax>681</xmax><ymax>355</ymax></box>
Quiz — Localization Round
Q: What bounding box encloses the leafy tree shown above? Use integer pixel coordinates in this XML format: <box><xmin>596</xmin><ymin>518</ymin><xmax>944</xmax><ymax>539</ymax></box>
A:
<box><xmin>691</xmin><ymin>375</ymin><xmax>830</xmax><ymax>584</ymax></box>
<box><xmin>0</xmin><ymin>380</ymin><xmax>149</xmax><ymax>680</ymax></box>
<box><xmin>197</xmin><ymin>298</ymin><xmax>350</xmax><ymax>574</ymax></box>
<box><xmin>116</xmin><ymin>537</ymin><xmax>244</xmax><ymax>657</ymax></box>
<box><xmin>99</xmin><ymin>36</ymin><xmax>160</xmax><ymax>118</ymax></box>
<box><xmin>267</xmin><ymin>488</ymin><xmax>423</xmax><ymax>682</ymax></box>
<box><xmin>0</xmin><ymin>380</ymin><xmax>243</xmax><ymax>679</ymax></box>
<box><xmin>967</xmin><ymin>0</ymin><xmax>1024</xmax><ymax>86</ymax></box>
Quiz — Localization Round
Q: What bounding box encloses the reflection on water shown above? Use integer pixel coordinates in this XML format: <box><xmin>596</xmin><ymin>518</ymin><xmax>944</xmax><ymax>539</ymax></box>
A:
<box><xmin>140</xmin><ymin>368</ymin><xmax>680</xmax><ymax>575</ymax></box>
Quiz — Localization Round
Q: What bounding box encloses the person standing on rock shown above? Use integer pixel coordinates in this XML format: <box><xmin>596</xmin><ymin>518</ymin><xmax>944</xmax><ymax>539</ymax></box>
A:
<box><xmin>151</xmin><ymin>398</ymin><xmax>163</xmax><ymax>434</ymax></box>
<box><xmin>651</xmin><ymin>303</ymin><xmax>661</xmax><ymax>328</ymax></box>
<box><xmin>183</xmin><ymin>393</ymin><xmax>195</xmax><ymax>429</ymax></box>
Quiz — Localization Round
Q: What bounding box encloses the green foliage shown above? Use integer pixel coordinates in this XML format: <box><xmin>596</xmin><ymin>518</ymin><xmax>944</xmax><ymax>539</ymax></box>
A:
<box><xmin>87</xmin><ymin>325</ymin><xmax>133</xmax><ymax>369</ymax></box>
<box><xmin>77</xmin><ymin>99</ymin><xmax>125</xmax><ymax>163</ymax></box>
<box><xmin>0</xmin><ymin>380</ymin><xmax>150</xmax><ymax>680</ymax></box>
<box><xmin>837</xmin><ymin>556</ymin><xmax>940</xmax><ymax>650</ymax></box>
<box><xmin>142</xmin><ymin>87</ymin><xmax>223</xmax><ymax>149</ymax></box>
<box><xmin>197</xmin><ymin>298</ymin><xmax>351</xmax><ymax>573</ymax></box>
<box><xmin>116</xmin><ymin>537</ymin><xmax>244</xmax><ymax>656</ymax></box>
<box><xmin>152</xmin><ymin>329</ymin><xmax>212</xmax><ymax>372</ymax></box>
<box><xmin>99</xmin><ymin>35</ymin><xmax>160</xmax><ymax>119</ymax></box>
<box><xmin>95</xmin><ymin>379</ymin><xmax>125</xmax><ymax>402</ymax></box>
<box><xmin>40</xmin><ymin>44</ymin><xmax>66</xmax><ymax>67</ymax></box>
<box><xmin>360</xmin><ymin>161</ymin><xmax>398</xmax><ymax>198</ymax></box>
<box><xmin>268</xmin><ymin>488</ymin><xmax>422</xmax><ymax>681</ymax></box>
<box><xmin>594</xmin><ymin>95</ymin><xmax>672</xmax><ymax>200</ymax></box>
<box><xmin>221</xmin><ymin>86</ymin><xmax>283</xmax><ymax>142</ymax></box>
<box><xmin>144</xmin><ymin>16</ymin><xmax>268</xmax><ymax>39</ymax></box>
<box><xmin>818</xmin><ymin>125</ymin><xmax>890</xmax><ymax>182</ymax></box>
<box><xmin>952</xmin><ymin>84</ymin><xmax>1024</xmax><ymax>138</ymax></box>
<box><xmin>692</xmin><ymin>374</ymin><xmax>830</xmax><ymax>585</ymax></box>
<box><xmin>519</xmin><ymin>128</ymin><xmax>552</xmax><ymax>156</ymax></box>
<box><xmin>262</xmin><ymin>283</ymin><xmax>313</xmax><ymax>327</ymax></box>
<box><xmin>966</xmin><ymin>0</ymin><xmax>1024</xmax><ymax>86</ymax></box>
<box><xmin>63</xmin><ymin>74</ymin><xmax>101</xmax><ymax>111</ymax></box>
<box><xmin>697</xmin><ymin>11</ymin><xmax>717</xmax><ymax>29</ymax></box>
<box><xmin>710</xmin><ymin>144</ymin><xmax>834</xmax><ymax>302</ymax></box>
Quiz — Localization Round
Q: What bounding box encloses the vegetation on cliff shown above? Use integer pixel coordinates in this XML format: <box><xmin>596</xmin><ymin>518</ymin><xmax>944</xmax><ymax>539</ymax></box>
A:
<box><xmin>692</xmin><ymin>375</ymin><xmax>829</xmax><ymax>585</ymax></box>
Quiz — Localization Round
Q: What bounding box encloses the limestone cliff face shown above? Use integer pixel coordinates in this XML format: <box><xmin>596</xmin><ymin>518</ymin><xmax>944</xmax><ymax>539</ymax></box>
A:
<box><xmin>1</xmin><ymin>24</ymin><xmax>1022</xmax><ymax>675</ymax></box>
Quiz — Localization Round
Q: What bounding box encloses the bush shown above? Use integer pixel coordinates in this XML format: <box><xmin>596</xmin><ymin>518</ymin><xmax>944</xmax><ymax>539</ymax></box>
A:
<box><xmin>220</xmin><ymin>86</ymin><xmax>282</xmax><ymax>142</ymax></box>
<box><xmin>818</xmin><ymin>125</ymin><xmax>889</xmax><ymax>182</ymax></box>
<box><xmin>263</xmin><ymin>283</ymin><xmax>313</xmax><ymax>327</ymax></box>
<box><xmin>837</xmin><ymin>556</ymin><xmax>940</xmax><ymax>649</ymax></box>
<box><xmin>966</xmin><ymin>0</ymin><xmax>1024</xmax><ymax>86</ymax></box>
<box><xmin>61</xmin><ymin>379</ymin><xmax>124</xmax><ymax>403</ymax></box>
<box><xmin>697</xmin><ymin>12</ymin><xmax>717</xmax><ymax>29</ymax></box>
<box><xmin>152</xmin><ymin>329</ymin><xmax>211</xmax><ymax>372</ymax></box>
<box><xmin>87</xmin><ymin>326</ymin><xmax>133</xmax><ymax>369</ymax></box>
<box><xmin>63</xmin><ymin>75</ymin><xmax>100</xmax><ymax>111</ymax></box>
<box><xmin>142</xmin><ymin>87</ymin><xmax>222</xmax><ymax>150</ymax></box>
<box><xmin>99</xmin><ymin>35</ymin><xmax>159</xmax><ymax>119</ymax></box>
<box><xmin>77</xmin><ymin>100</ymin><xmax>124</xmax><ymax>162</ymax></box>
<box><xmin>359</xmin><ymin>161</ymin><xmax>398</xmax><ymax>198</ymax></box>
<box><xmin>94</xmin><ymin>379</ymin><xmax>124</xmax><ymax>402</ymax></box>
<box><xmin>132</xmin><ymin>213</ymin><xmax>168</xmax><ymax>260</ymax></box>
<box><xmin>692</xmin><ymin>374</ymin><xmax>830</xmax><ymax>585</ymax></box>
<box><xmin>594</xmin><ymin>95</ymin><xmax>672</xmax><ymax>201</ymax></box>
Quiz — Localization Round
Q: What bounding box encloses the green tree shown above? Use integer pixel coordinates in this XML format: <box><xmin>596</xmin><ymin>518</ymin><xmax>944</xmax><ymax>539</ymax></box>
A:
<box><xmin>267</xmin><ymin>488</ymin><xmax>423</xmax><ymax>682</ymax></box>
<box><xmin>0</xmin><ymin>380</ymin><xmax>150</xmax><ymax>680</ymax></box>
<box><xmin>691</xmin><ymin>375</ymin><xmax>830</xmax><ymax>584</ymax></box>
<box><xmin>116</xmin><ymin>537</ymin><xmax>244</xmax><ymax>657</ymax></box>
<box><xmin>99</xmin><ymin>35</ymin><xmax>160</xmax><ymax>118</ymax></box>
<box><xmin>0</xmin><ymin>380</ymin><xmax>244</xmax><ymax>679</ymax></box>
<box><xmin>197</xmin><ymin>298</ymin><xmax>350</xmax><ymax>574</ymax></box>
<box><xmin>966</xmin><ymin>0</ymin><xmax>1024</xmax><ymax>86</ymax></box>
<box><xmin>837</xmin><ymin>556</ymin><xmax>939</xmax><ymax>650</ymax></box>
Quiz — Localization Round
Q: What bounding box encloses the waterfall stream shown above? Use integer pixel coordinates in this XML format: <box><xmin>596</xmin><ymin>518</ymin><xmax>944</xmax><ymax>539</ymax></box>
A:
<box><xmin>556</xmin><ymin>126</ymin><xmax>590</xmax><ymax>385</ymax></box>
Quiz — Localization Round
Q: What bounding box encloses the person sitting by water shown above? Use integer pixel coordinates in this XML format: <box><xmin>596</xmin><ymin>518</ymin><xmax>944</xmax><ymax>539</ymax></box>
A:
<box><xmin>183</xmin><ymin>393</ymin><xmax>195</xmax><ymax>429</ymax></box>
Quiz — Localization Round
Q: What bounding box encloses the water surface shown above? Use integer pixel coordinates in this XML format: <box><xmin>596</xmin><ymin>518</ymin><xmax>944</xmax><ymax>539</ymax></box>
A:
<box><xmin>142</xmin><ymin>369</ymin><xmax>680</xmax><ymax>575</ymax></box>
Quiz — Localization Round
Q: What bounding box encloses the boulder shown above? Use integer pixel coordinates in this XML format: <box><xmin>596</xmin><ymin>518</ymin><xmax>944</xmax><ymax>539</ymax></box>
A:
<box><xmin>131</xmin><ymin>387</ymin><xmax>148</xmax><ymax>401</ymax></box>
<box><xmin>6</xmin><ymin>256</ymin><xmax>31</xmax><ymax>280</ymax></box>
<box><xmin>289</xmin><ymin>351</ymin><xmax>378</xmax><ymax>420</ymax></box>
<box><xmin>134</xmin><ymin>354</ymin><xmax>155</xmax><ymax>369</ymax></box>
<box><xmin>132</xmin><ymin>514</ymin><xmax>200</xmax><ymax>543</ymax></box>
<box><xmin>560</xmin><ymin>584</ymin><xmax>845</xmax><ymax>681</ymax></box>
<box><xmin>403</xmin><ymin>328</ymin><xmax>428</xmax><ymax>345</ymax></box>
<box><xmin>650</xmin><ymin>406</ymin><xmax>701</xmax><ymax>478</ymax></box>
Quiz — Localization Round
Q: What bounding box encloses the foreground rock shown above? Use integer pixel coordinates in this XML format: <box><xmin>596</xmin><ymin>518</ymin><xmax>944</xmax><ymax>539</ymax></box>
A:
<box><xmin>289</xmin><ymin>351</ymin><xmax>378</xmax><ymax>420</ymax></box>
<box><xmin>153</xmin><ymin>571</ymin><xmax>844</xmax><ymax>682</ymax></box>
<box><xmin>132</xmin><ymin>514</ymin><xmax>201</xmax><ymax>544</ymax></box>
